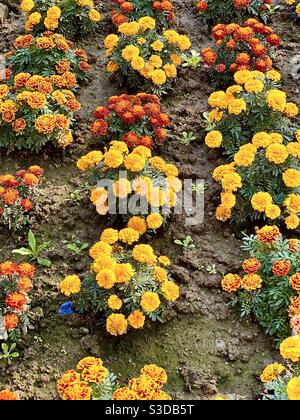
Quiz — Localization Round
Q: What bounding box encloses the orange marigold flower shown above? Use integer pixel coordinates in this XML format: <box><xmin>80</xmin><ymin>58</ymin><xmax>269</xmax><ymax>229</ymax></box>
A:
<box><xmin>221</xmin><ymin>273</ymin><xmax>241</xmax><ymax>293</ymax></box>
<box><xmin>256</xmin><ymin>225</ymin><xmax>280</xmax><ymax>243</ymax></box>
<box><xmin>3</xmin><ymin>188</ymin><xmax>19</xmax><ymax>205</ymax></box>
<box><xmin>0</xmin><ymin>389</ymin><xmax>18</xmax><ymax>400</ymax></box>
<box><xmin>290</xmin><ymin>273</ymin><xmax>300</xmax><ymax>294</ymax></box>
<box><xmin>4</xmin><ymin>314</ymin><xmax>19</xmax><ymax>331</ymax></box>
<box><xmin>5</xmin><ymin>291</ymin><xmax>26</xmax><ymax>310</ymax></box>
<box><xmin>22</xmin><ymin>173</ymin><xmax>39</xmax><ymax>186</ymax></box>
<box><xmin>242</xmin><ymin>258</ymin><xmax>261</xmax><ymax>274</ymax></box>
<box><xmin>272</xmin><ymin>260</ymin><xmax>291</xmax><ymax>277</ymax></box>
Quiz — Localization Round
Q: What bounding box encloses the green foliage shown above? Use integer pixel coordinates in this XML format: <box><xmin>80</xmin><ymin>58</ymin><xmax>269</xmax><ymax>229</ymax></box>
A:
<box><xmin>176</xmin><ymin>131</ymin><xmax>196</xmax><ymax>145</ymax></box>
<box><xmin>0</xmin><ymin>343</ymin><xmax>20</xmax><ymax>365</ymax></box>
<box><xmin>63</xmin><ymin>238</ymin><xmax>90</xmax><ymax>255</ymax></box>
<box><xmin>181</xmin><ymin>50</ymin><xmax>202</xmax><ymax>70</ymax></box>
<box><xmin>174</xmin><ymin>235</ymin><xmax>195</xmax><ymax>250</ymax></box>
<box><xmin>231</xmin><ymin>232</ymin><xmax>300</xmax><ymax>342</ymax></box>
<box><xmin>12</xmin><ymin>230</ymin><xmax>52</xmax><ymax>267</ymax></box>
<box><xmin>91</xmin><ymin>373</ymin><xmax>118</xmax><ymax>400</ymax></box>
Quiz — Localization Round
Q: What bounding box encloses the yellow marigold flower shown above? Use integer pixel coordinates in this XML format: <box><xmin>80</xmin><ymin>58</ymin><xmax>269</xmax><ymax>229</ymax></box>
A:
<box><xmin>127</xmin><ymin>310</ymin><xmax>145</xmax><ymax>329</ymax></box>
<box><xmin>132</xmin><ymin>244</ymin><xmax>157</xmax><ymax>264</ymax></box>
<box><xmin>287</xmin><ymin>142</ymin><xmax>300</xmax><ymax>158</ymax></box>
<box><xmin>266</xmin><ymin>70</ymin><xmax>281</xmax><ymax>82</ymax></box>
<box><xmin>124</xmin><ymin>153</ymin><xmax>146</xmax><ymax>172</ymax></box>
<box><xmin>221</xmin><ymin>191</ymin><xmax>236</xmax><ymax>209</ymax></box>
<box><xmin>241</xmin><ymin>273</ymin><xmax>262</xmax><ymax>291</ymax></box>
<box><xmin>91</xmin><ymin>256</ymin><xmax>117</xmax><ymax>273</ymax></box>
<box><xmin>177</xmin><ymin>35</ymin><xmax>191</xmax><ymax>51</ymax></box>
<box><xmin>265</xmin><ymin>143</ymin><xmax>288</xmax><ymax>164</ymax></box>
<box><xmin>77</xmin><ymin>151</ymin><xmax>103</xmax><ymax>171</ymax></box>
<box><xmin>158</xmin><ymin>256</ymin><xmax>171</xmax><ymax>266</ymax></box>
<box><xmin>118</xmin><ymin>228</ymin><xmax>140</xmax><ymax>245</ymax></box>
<box><xmin>283</xmin><ymin>168</ymin><xmax>300</xmax><ymax>188</ymax></box>
<box><xmin>221</xmin><ymin>273</ymin><xmax>241</xmax><ymax>293</ymax></box>
<box><xmin>286</xmin><ymin>377</ymin><xmax>300</xmax><ymax>400</ymax></box>
<box><xmin>234</xmin><ymin>70</ymin><xmax>253</xmax><ymax>85</ymax></box>
<box><xmin>166</xmin><ymin>176</ymin><xmax>182</xmax><ymax>193</ymax></box>
<box><xmin>132</xmin><ymin>145</ymin><xmax>151</xmax><ymax>159</ymax></box>
<box><xmin>104</xmin><ymin>34</ymin><xmax>119</xmax><ymax>49</ymax></box>
<box><xmin>266</xmin><ymin>89</ymin><xmax>287</xmax><ymax>112</ymax></box>
<box><xmin>252</xmin><ymin>132</ymin><xmax>272</xmax><ymax>148</ymax></box>
<box><xmin>140</xmin><ymin>291</ymin><xmax>161</xmax><ymax>312</ymax></box>
<box><xmin>100</xmin><ymin>228</ymin><xmax>119</xmax><ymax>244</ymax></box>
<box><xmin>81</xmin><ymin>364</ymin><xmax>108</xmax><ymax>384</ymax></box>
<box><xmin>140</xmin><ymin>63</ymin><xmax>155</xmax><ymax>79</ymax></box>
<box><xmin>113</xmin><ymin>179</ymin><xmax>132</xmax><ymax>198</ymax></box>
<box><xmin>149</xmin><ymin>156</ymin><xmax>166</xmax><ymax>172</ymax></box>
<box><xmin>107</xmin><ymin>61</ymin><xmax>119</xmax><ymax>73</ymax></box>
<box><xmin>60</xmin><ymin>275</ymin><xmax>81</xmax><ymax>296</ymax></box>
<box><xmin>149</xmin><ymin>54</ymin><xmax>163</xmax><ymax>68</ymax></box>
<box><xmin>90</xmin><ymin>187</ymin><xmax>108</xmax><ymax>206</ymax></box>
<box><xmin>141</xmin><ymin>364</ymin><xmax>168</xmax><ymax>387</ymax></box>
<box><xmin>151</xmin><ymin>40</ymin><xmax>164</xmax><ymax>51</ymax></box>
<box><xmin>234</xmin><ymin>148</ymin><xmax>256</xmax><ymax>167</ymax></box>
<box><xmin>265</xmin><ymin>204</ymin><xmax>281</xmax><ymax>220</ymax></box>
<box><xmin>161</xmin><ymin>280</ymin><xmax>180</xmax><ymax>301</ymax></box>
<box><xmin>77</xmin><ymin>357</ymin><xmax>103</xmax><ymax>371</ymax></box>
<box><xmin>221</xmin><ymin>172</ymin><xmax>242</xmax><ymax>192</ymax></box>
<box><xmin>209</xmin><ymin>109</ymin><xmax>223</xmax><ymax>123</ymax></box>
<box><xmin>28</xmin><ymin>11</ymin><xmax>42</xmax><ymax>25</ymax></box>
<box><xmin>245</xmin><ymin>79</ymin><xmax>264</xmax><ymax>93</ymax></box>
<box><xmin>106</xmin><ymin>313</ymin><xmax>127</xmax><ymax>336</ymax></box>
<box><xmin>163</xmin><ymin>29</ymin><xmax>180</xmax><ymax>44</ymax></box>
<box><xmin>284</xmin><ymin>194</ymin><xmax>300</xmax><ymax>213</ymax></box>
<box><xmin>285</xmin><ymin>102</ymin><xmax>299</xmax><ymax>118</ymax></box>
<box><xmin>260</xmin><ymin>364</ymin><xmax>285</xmax><ymax>383</ymax></box>
<box><xmin>89</xmin><ymin>241</ymin><xmax>112</xmax><ymax>259</ymax></box>
<box><xmin>226</xmin><ymin>85</ymin><xmax>243</xmax><ymax>95</ymax></box>
<box><xmin>110</xmin><ymin>140</ymin><xmax>129</xmax><ymax>154</ymax></box>
<box><xmin>208</xmin><ymin>91</ymin><xmax>228</xmax><ymax>109</ymax></box>
<box><xmin>154</xmin><ymin>266</ymin><xmax>168</xmax><ymax>283</ymax></box>
<box><xmin>114</xmin><ymin>263</ymin><xmax>134</xmax><ymax>283</ymax></box>
<box><xmin>47</xmin><ymin>5</ymin><xmax>61</xmax><ymax>19</ymax></box>
<box><xmin>215</xmin><ymin>205</ymin><xmax>232</xmax><ymax>222</ymax></box>
<box><xmin>170</xmin><ymin>53</ymin><xmax>182</xmax><ymax>65</ymax></box>
<box><xmin>164</xmin><ymin>164</ymin><xmax>179</xmax><ymax>177</ymax></box>
<box><xmin>152</xmin><ymin>69</ymin><xmax>166</xmax><ymax>85</ymax></box>
<box><xmin>213</xmin><ymin>164</ymin><xmax>236</xmax><ymax>182</ymax></box>
<box><xmin>270</xmin><ymin>132</ymin><xmax>283</xmax><ymax>144</ymax></box>
<box><xmin>297</xmin><ymin>3</ymin><xmax>300</xmax><ymax>16</ymax></box>
<box><xmin>285</xmin><ymin>214</ymin><xmax>300</xmax><ymax>230</ymax></box>
<box><xmin>96</xmin><ymin>269</ymin><xmax>116</xmax><ymax>289</ymax></box>
<box><xmin>132</xmin><ymin>176</ymin><xmax>152</xmax><ymax>196</ymax></box>
<box><xmin>128</xmin><ymin>216</ymin><xmax>147</xmax><ymax>235</ymax></box>
<box><xmin>280</xmin><ymin>336</ymin><xmax>300</xmax><ymax>362</ymax></box>
<box><xmin>119</xmin><ymin>21</ymin><xmax>140</xmax><ymax>36</ymax></box>
<box><xmin>251</xmin><ymin>192</ymin><xmax>273</xmax><ymax>212</ymax></box>
<box><xmin>228</xmin><ymin>98</ymin><xmax>246</xmax><ymax>115</ymax></box>
<box><xmin>107</xmin><ymin>295</ymin><xmax>122</xmax><ymax>310</ymax></box>
<box><xmin>89</xmin><ymin>9</ymin><xmax>101</xmax><ymax>22</ymax></box>
<box><xmin>121</xmin><ymin>45</ymin><xmax>140</xmax><ymax>62</ymax></box>
<box><xmin>138</xmin><ymin>37</ymin><xmax>146</xmax><ymax>45</ymax></box>
<box><xmin>146</xmin><ymin>213</ymin><xmax>163</xmax><ymax>230</ymax></box>
<box><xmin>21</xmin><ymin>0</ymin><xmax>34</xmax><ymax>12</ymax></box>
<box><xmin>205</xmin><ymin>130</ymin><xmax>222</xmax><ymax>148</ymax></box>
<box><xmin>104</xmin><ymin>149</ymin><xmax>123</xmax><ymax>168</ymax></box>
<box><xmin>164</xmin><ymin>63</ymin><xmax>177</xmax><ymax>78</ymax></box>
<box><xmin>138</xmin><ymin>16</ymin><xmax>156</xmax><ymax>31</ymax></box>
<box><xmin>131</xmin><ymin>56</ymin><xmax>145</xmax><ymax>71</ymax></box>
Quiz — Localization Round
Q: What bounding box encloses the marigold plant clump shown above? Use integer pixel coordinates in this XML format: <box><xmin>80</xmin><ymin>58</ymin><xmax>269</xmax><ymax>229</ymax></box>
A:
<box><xmin>113</xmin><ymin>364</ymin><xmax>172</xmax><ymax>400</ymax></box>
<box><xmin>59</xmin><ymin>234</ymin><xmax>180</xmax><ymax>336</ymax></box>
<box><xmin>0</xmin><ymin>389</ymin><xmax>18</xmax><ymax>400</ymax></box>
<box><xmin>202</xmin><ymin>19</ymin><xmax>280</xmax><ymax>87</ymax></box>
<box><xmin>20</xmin><ymin>0</ymin><xmax>102</xmax><ymax>39</ymax></box>
<box><xmin>6</xmin><ymin>33</ymin><xmax>90</xmax><ymax>84</ymax></box>
<box><xmin>57</xmin><ymin>359</ymin><xmax>171</xmax><ymax>400</ymax></box>
<box><xmin>196</xmin><ymin>0</ymin><xmax>273</xmax><ymax>26</ymax></box>
<box><xmin>76</xmin><ymin>140</ymin><xmax>181</xmax><ymax>219</ymax></box>
<box><xmin>0</xmin><ymin>74</ymin><xmax>81</xmax><ymax>150</ymax></box>
<box><xmin>222</xmin><ymin>227</ymin><xmax>300</xmax><ymax>341</ymax></box>
<box><xmin>0</xmin><ymin>166</ymin><xmax>43</xmax><ymax>231</ymax></box>
<box><xmin>104</xmin><ymin>17</ymin><xmax>191</xmax><ymax>92</ymax></box>
<box><xmin>90</xmin><ymin>93</ymin><xmax>170</xmax><ymax>149</ymax></box>
<box><xmin>111</xmin><ymin>0</ymin><xmax>175</xmax><ymax>28</ymax></box>
<box><xmin>260</xmin><ymin>336</ymin><xmax>300</xmax><ymax>400</ymax></box>
<box><xmin>205</xmin><ymin>70</ymin><xmax>298</xmax><ymax>155</ymax></box>
<box><xmin>0</xmin><ymin>260</ymin><xmax>36</xmax><ymax>342</ymax></box>
<box><xmin>213</xmin><ymin>131</ymin><xmax>300</xmax><ymax>226</ymax></box>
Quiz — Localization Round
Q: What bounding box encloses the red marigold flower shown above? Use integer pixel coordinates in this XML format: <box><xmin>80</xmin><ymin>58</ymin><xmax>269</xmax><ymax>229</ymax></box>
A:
<box><xmin>144</xmin><ymin>103</ymin><xmax>161</xmax><ymax>118</ymax></box>
<box><xmin>21</xmin><ymin>198</ymin><xmax>33</xmax><ymax>211</ymax></box>
<box><xmin>233</xmin><ymin>0</ymin><xmax>250</xmax><ymax>9</ymax></box>
<box><xmin>120</xmin><ymin>1</ymin><xmax>134</xmax><ymax>13</ymax></box>
<box><xmin>197</xmin><ymin>0</ymin><xmax>208</xmax><ymax>12</ymax></box>
<box><xmin>201</xmin><ymin>48</ymin><xmax>217</xmax><ymax>66</ymax></box>
<box><xmin>215</xmin><ymin>64</ymin><xmax>226</xmax><ymax>73</ymax></box>
<box><xmin>236</xmin><ymin>53</ymin><xmax>251</xmax><ymax>65</ymax></box>
<box><xmin>5</xmin><ymin>292</ymin><xmax>26</xmax><ymax>311</ymax></box>
<box><xmin>155</xmin><ymin>128</ymin><xmax>167</xmax><ymax>141</ymax></box>
<box><xmin>121</xmin><ymin>111</ymin><xmax>135</xmax><ymax>124</ymax></box>
<box><xmin>290</xmin><ymin>273</ymin><xmax>300</xmax><ymax>293</ymax></box>
<box><xmin>18</xmin><ymin>262</ymin><xmax>35</xmax><ymax>277</ymax></box>
<box><xmin>0</xmin><ymin>260</ymin><xmax>19</xmax><ymax>276</ymax></box>
<box><xmin>17</xmin><ymin>276</ymin><xmax>32</xmax><ymax>292</ymax></box>
<box><xmin>94</xmin><ymin>106</ymin><xmax>109</xmax><ymax>119</ymax></box>
<box><xmin>112</xmin><ymin>12</ymin><xmax>127</xmax><ymax>26</ymax></box>
<box><xmin>272</xmin><ymin>260</ymin><xmax>291</xmax><ymax>277</ymax></box>
<box><xmin>139</xmin><ymin>135</ymin><xmax>153</xmax><ymax>148</ymax></box>
<box><xmin>242</xmin><ymin>258</ymin><xmax>261</xmax><ymax>274</ymax></box>
<box><xmin>28</xmin><ymin>165</ymin><xmax>44</xmax><ymax>177</ymax></box>
<box><xmin>90</xmin><ymin>119</ymin><xmax>108</xmax><ymax>136</ymax></box>
<box><xmin>123</xmin><ymin>132</ymin><xmax>139</xmax><ymax>147</ymax></box>
<box><xmin>266</xmin><ymin>34</ymin><xmax>280</xmax><ymax>46</ymax></box>
<box><xmin>0</xmin><ymin>390</ymin><xmax>18</xmax><ymax>400</ymax></box>
<box><xmin>4</xmin><ymin>313</ymin><xmax>19</xmax><ymax>331</ymax></box>
<box><xmin>16</xmin><ymin>169</ymin><xmax>27</xmax><ymax>178</ymax></box>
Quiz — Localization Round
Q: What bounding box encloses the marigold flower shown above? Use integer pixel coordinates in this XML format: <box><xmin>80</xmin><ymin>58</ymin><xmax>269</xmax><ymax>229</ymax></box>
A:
<box><xmin>280</xmin><ymin>336</ymin><xmax>300</xmax><ymax>362</ymax></box>
<box><xmin>0</xmin><ymin>390</ymin><xmax>18</xmax><ymax>400</ymax></box>
<box><xmin>221</xmin><ymin>273</ymin><xmax>241</xmax><ymax>292</ymax></box>
<box><xmin>161</xmin><ymin>280</ymin><xmax>180</xmax><ymax>301</ymax></box>
<box><xmin>128</xmin><ymin>216</ymin><xmax>147</xmax><ymax>235</ymax></box>
<box><xmin>286</xmin><ymin>377</ymin><xmax>300</xmax><ymax>400</ymax></box>
<box><xmin>290</xmin><ymin>273</ymin><xmax>300</xmax><ymax>293</ymax></box>
<box><xmin>6</xmin><ymin>291</ymin><xmax>26</xmax><ymax>310</ymax></box>
<box><xmin>113</xmin><ymin>387</ymin><xmax>138</xmax><ymax>400</ymax></box>
<box><xmin>108</xmin><ymin>295</ymin><xmax>123</xmax><ymax>310</ymax></box>
<box><xmin>118</xmin><ymin>228</ymin><xmax>140</xmax><ymax>245</ymax></box>
<box><xmin>60</xmin><ymin>275</ymin><xmax>81</xmax><ymax>296</ymax></box>
<box><xmin>205</xmin><ymin>130</ymin><xmax>222</xmax><ymax>148</ymax></box>
<box><xmin>89</xmin><ymin>241</ymin><xmax>112</xmax><ymax>260</ymax></box>
<box><xmin>241</xmin><ymin>273</ymin><xmax>262</xmax><ymax>291</ymax></box>
<box><xmin>4</xmin><ymin>314</ymin><xmax>19</xmax><ymax>331</ymax></box>
<box><xmin>100</xmin><ymin>228</ymin><xmax>119</xmax><ymax>245</ymax></box>
<box><xmin>81</xmin><ymin>364</ymin><xmax>108</xmax><ymax>383</ymax></box>
<box><xmin>127</xmin><ymin>310</ymin><xmax>145</xmax><ymax>329</ymax></box>
<box><xmin>283</xmin><ymin>169</ymin><xmax>300</xmax><ymax>188</ymax></box>
<box><xmin>242</xmin><ymin>258</ymin><xmax>261</xmax><ymax>274</ymax></box>
<box><xmin>106</xmin><ymin>313</ymin><xmax>128</xmax><ymax>336</ymax></box>
<box><xmin>260</xmin><ymin>364</ymin><xmax>285</xmax><ymax>383</ymax></box>
<box><xmin>96</xmin><ymin>269</ymin><xmax>116</xmax><ymax>289</ymax></box>
<box><xmin>140</xmin><ymin>291</ymin><xmax>161</xmax><ymax>312</ymax></box>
